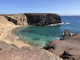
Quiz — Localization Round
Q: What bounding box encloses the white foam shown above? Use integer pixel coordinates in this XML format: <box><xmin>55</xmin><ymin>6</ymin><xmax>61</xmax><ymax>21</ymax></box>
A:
<box><xmin>48</xmin><ymin>22</ymin><xmax>70</xmax><ymax>26</ymax></box>
<box><xmin>55</xmin><ymin>37</ymin><xmax>60</xmax><ymax>40</ymax></box>
<box><xmin>63</xmin><ymin>32</ymin><xmax>74</xmax><ymax>36</ymax></box>
<box><xmin>71</xmin><ymin>33</ymin><xmax>74</xmax><ymax>36</ymax></box>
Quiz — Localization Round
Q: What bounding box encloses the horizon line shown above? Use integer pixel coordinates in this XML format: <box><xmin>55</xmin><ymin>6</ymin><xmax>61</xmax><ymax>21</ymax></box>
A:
<box><xmin>0</xmin><ymin>13</ymin><xmax>80</xmax><ymax>16</ymax></box>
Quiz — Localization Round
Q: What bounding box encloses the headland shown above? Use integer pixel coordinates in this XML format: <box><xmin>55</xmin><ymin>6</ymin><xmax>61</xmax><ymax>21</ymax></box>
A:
<box><xmin>0</xmin><ymin>13</ymin><xmax>80</xmax><ymax>60</ymax></box>
<box><xmin>0</xmin><ymin>13</ymin><xmax>62</xmax><ymax>60</ymax></box>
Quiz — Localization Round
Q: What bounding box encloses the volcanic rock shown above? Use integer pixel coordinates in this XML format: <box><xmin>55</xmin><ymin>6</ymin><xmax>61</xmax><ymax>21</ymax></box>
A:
<box><xmin>60</xmin><ymin>29</ymin><xmax>71</xmax><ymax>40</ymax></box>
<box><xmin>25</xmin><ymin>13</ymin><xmax>61</xmax><ymax>26</ymax></box>
<box><xmin>0</xmin><ymin>46</ymin><xmax>62</xmax><ymax>60</ymax></box>
<box><xmin>4</xmin><ymin>13</ymin><xmax>61</xmax><ymax>26</ymax></box>
<box><xmin>44</xmin><ymin>34</ymin><xmax>80</xmax><ymax>60</ymax></box>
<box><xmin>64</xmin><ymin>29</ymin><xmax>71</xmax><ymax>36</ymax></box>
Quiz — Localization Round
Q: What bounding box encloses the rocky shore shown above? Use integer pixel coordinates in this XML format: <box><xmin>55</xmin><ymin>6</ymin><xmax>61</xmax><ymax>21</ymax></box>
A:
<box><xmin>0</xmin><ymin>14</ymin><xmax>62</xmax><ymax>60</ymax></box>
<box><xmin>0</xmin><ymin>13</ymin><xmax>80</xmax><ymax>60</ymax></box>
<box><xmin>0</xmin><ymin>16</ymin><xmax>31</xmax><ymax>48</ymax></box>
<box><xmin>5</xmin><ymin>13</ymin><xmax>61</xmax><ymax>26</ymax></box>
<box><xmin>44</xmin><ymin>30</ymin><xmax>80</xmax><ymax>60</ymax></box>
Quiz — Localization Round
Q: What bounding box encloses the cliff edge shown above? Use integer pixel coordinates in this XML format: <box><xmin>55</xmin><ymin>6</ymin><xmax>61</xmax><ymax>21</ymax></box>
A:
<box><xmin>25</xmin><ymin>13</ymin><xmax>61</xmax><ymax>26</ymax></box>
<box><xmin>5</xmin><ymin>13</ymin><xmax>61</xmax><ymax>26</ymax></box>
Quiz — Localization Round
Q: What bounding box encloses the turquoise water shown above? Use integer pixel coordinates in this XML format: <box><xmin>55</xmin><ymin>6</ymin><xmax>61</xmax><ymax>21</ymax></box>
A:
<box><xmin>14</xmin><ymin>16</ymin><xmax>80</xmax><ymax>47</ymax></box>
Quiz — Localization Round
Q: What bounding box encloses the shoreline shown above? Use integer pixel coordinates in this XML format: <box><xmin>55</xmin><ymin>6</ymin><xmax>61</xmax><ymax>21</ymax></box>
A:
<box><xmin>1</xmin><ymin>25</ymin><xmax>31</xmax><ymax>48</ymax></box>
<box><xmin>0</xmin><ymin>16</ymin><xmax>31</xmax><ymax>48</ymax></box>
<box><xmin>11</xmin><ymin>25</ymin><xmax>32</xmax><ymax>48</ymax></box>
<box><xmin>0</xmin><ymin>15</ymin><xmax>62</xmax><ymax>60</ymax></box>
<box><xmin>0</xmin><ymin>14</ymin><xmax>80</xmax><ymax>60</ymax></box>
<box><xmin>9</xmin><ymin>25</ymin><xmax>31</xmax><ymax>48</ymax></box>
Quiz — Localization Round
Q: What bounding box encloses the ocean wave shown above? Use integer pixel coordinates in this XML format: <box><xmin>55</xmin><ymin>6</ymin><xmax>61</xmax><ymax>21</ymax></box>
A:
<box><xmin>48</xmin><ymin>22</ymin><xmax>70</xmax><ymax>26</ymax></box>
<box><xmin>55</xmin><ymin>37</ymin><xmax>60</xmax><ymax>40</ymax></box>
<box><xmin>71</xmin><ymin>33</ymin><xmax>74</xmax><ymax>36</ymax></box>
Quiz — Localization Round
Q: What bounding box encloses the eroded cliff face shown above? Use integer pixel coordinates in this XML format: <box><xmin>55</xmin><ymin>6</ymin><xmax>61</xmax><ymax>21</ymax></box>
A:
<box><xmin>4</xmin><ymin>13</ymin><xmax>28</xmax><ymax>26</ymax></box>
<box><xmin>25</xmin><ymin>13</ymin><xmax>61</xmax><ymax>26</ymax></box>
<box><xmin>5</xmin><ymin>13</ymin><xmax>61</xmax><ymax>26</ymax></box>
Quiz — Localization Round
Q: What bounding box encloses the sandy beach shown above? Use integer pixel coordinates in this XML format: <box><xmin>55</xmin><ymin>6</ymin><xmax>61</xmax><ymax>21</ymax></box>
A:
<box><xmin>0</xmin><ymin>16</ymin><xmax>31</xmax><ymax>48</ymax></box>
<box><xmin>0</xmin><ymin>15</ymin><xmax>63</xmax><ymax>60</ymax></box>
<box><xmin>1</xmin><ymin>13</ymin><xmax>80</xmax><ymax>60</ymax></box>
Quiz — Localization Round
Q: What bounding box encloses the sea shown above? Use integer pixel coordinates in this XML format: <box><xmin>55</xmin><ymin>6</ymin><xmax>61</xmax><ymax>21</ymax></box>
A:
<box><xmin>14</xmin><ymin>16</ymin><xmax>80</xmax><ymax>47</ymax></box>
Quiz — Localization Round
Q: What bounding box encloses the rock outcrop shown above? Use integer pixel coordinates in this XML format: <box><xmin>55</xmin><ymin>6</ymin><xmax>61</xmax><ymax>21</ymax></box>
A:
<box><xmin>44</xmin><ymin>34</ymin><xmax>80</xmax><ymax>60</ymax></box>
<box><xmin>60</xmin><ymin>29</ymin><xmax>71</xmax><ymax>40</ymax></box>
<box><xmin>25</xmin><ymin>13</ymin><xmax>61</xmax><ymax>26</ymax></box>
<box><xmin>4</xmin><ymin>13</ymin><xmax>28</xmax><ymax>26</ymax></box>
<box><xmin>0</xmin><ymin>41</ymin><xmax>62</xmax><ymax>60</ymax></box>
<box><xmin>4</xmin><ymin>13</ymin><xmax>61</xmax><ymax>26</ymax></box>
<box><xmin>4</xmin><ymin>16</ymin><xmax>17</xmax><ymax>25</ymax></box>
<box><xmin>64</xmin><ymin>29</ymin><xmax>71</xmax><ymax>36</ymax></box>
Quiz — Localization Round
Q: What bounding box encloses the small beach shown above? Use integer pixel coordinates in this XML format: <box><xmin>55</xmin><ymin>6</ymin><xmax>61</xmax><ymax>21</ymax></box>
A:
<box><xmin>0</xmin><ymin>16</ymin><xmax>31</xmax><ymax>48</ymax></box>
<box><xmin>13</xmin><ymin>16</ymin><xmax>80</xmax><ymax>47</ymax></box>
<box><xmin>0</xmin><ymin>14</ymin><xmax>80</xmax><ymax>60</ymax></box>
<box><xmin>0</xmin><ymin>0</ymin><xmax>80</xmax><ymax>59</ymax></box>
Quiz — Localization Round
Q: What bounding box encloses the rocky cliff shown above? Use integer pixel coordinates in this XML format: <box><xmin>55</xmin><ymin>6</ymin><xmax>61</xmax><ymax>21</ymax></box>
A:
<box><xmin>4</xmin><ymin>13</ymin><xmax>28</xmax><ymax>26</ymax></box>
<box><xmin>25</xmin><ymin>13</ymin><xmax>61</xmax><ymax>26</ymax></box>
<box><xmin>5</xmin><ymin>13</ymin><xmax>61</xmax><ymax>26</ymax></box>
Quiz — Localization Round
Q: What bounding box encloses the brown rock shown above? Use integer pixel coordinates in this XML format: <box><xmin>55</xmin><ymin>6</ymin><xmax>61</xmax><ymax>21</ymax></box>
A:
<box><xmin>0</xmin><ymin>46</ymin><xmax>62</xmax><ymax>60</ymax></box>
<box><xmin>0</xmin><ymin>40</ymin><xmax>62</xmax><ymax>60</ymax></box>
<box><xmin>44</xmin><ymin>34</ymin><xmax>80</xmax><ymax>60</ymax></box>
<box><xmin>5</xmin><ymin>13</ymin><xmax>28</xmax><ymax>26</ymax></box>
<box><xmin>0</xmin><ymin>41</ymin><xmax>17</xmax><ymax>51</ymax></box>
<box><xmin>64</xmin><ymin>29</ymin><xmax>71</xmax><ymax>36</ymax></box>
<box><xmin>13</xmin><ymin>13</ymin><xmax>28</xmax><ymax>26</ymax></box>
<box><xmin>60</xmin><ymin>29</ymin><xmax>71</xmax><ymax>40</ymax></box>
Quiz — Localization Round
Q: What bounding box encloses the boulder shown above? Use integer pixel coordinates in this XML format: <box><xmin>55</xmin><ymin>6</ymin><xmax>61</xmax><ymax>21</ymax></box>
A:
<box><xmin>60</xmin><ymin>29</ymin><xmax>71</xmax><ymax>40</ymax></box>
<box><xmin>64</xmin><ymin>29</ymin><xmax>71</xmax><ymax>36</ymax></box>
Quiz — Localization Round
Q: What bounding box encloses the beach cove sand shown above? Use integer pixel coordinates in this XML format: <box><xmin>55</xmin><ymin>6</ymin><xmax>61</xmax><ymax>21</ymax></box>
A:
<box><xmin>0</xmin><ymin>16</ymin><xmax>31</xmax><ymax>48</ymax></box>
<box><xmin>0</xmin><ymin>15</ymin><xmax>63</xmax><ymax>60</ymax></box>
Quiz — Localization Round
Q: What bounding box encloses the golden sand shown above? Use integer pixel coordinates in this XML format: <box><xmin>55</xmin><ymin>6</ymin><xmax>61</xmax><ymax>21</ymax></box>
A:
<box><xmin>0</xmin><ymin>16</ymin><xmax>31</xmax><ymax>48</ymax></box>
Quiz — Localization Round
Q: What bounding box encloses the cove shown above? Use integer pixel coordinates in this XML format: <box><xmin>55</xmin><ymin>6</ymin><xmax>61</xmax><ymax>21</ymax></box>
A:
<box><xmin>14</xmin><ymin>16</ymin><xmax>80</xmax><ymax>47</ymax></box>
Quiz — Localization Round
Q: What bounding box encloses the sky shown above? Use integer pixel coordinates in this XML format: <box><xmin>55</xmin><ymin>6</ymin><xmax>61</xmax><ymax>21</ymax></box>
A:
<box><xmin>0</xmin><ymin>0</ymin><xmax>80</xmax><ymax>15</ymax></box>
